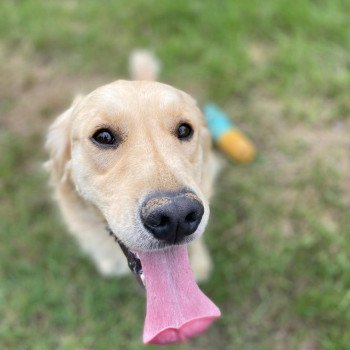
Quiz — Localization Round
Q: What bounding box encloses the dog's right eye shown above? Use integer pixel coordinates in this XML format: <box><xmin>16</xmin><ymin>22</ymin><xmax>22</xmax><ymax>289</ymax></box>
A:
<box><xmin>91</xmin><ymin>129</ymin><xmax>118</xmax><ymax>148</ymax></box>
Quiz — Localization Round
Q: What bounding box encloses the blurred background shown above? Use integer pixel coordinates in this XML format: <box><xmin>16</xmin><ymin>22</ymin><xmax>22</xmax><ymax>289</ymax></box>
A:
<box><xmin>1</xmin><ymin>1</ymin><xmax>349</xmax><ymax>349</ymax></box>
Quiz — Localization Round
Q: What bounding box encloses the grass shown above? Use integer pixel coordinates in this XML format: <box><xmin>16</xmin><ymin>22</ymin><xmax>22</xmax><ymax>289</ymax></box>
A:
<box><xmin>1</xmin><ymin>1</ymin><xmax>350</xmax><ymax>349</ymax></box>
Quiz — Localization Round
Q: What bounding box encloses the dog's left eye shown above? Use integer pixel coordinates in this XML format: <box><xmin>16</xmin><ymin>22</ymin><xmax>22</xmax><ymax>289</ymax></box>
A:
<box><xmin>177</xmin><ymin>123</ymin><xmax>193</xmax><ymax>140</ymax></box>
<box><xmin>91</xmin><ymin>129</ymin><xmax>118</xmax><ymax>148</ymax></box>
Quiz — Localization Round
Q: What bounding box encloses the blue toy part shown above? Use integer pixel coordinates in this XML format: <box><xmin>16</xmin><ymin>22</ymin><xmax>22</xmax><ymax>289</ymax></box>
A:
<box><xmin>203</xmin><ymin>103</ymin><xmax>235</xmax><ymax>141</ymax></box>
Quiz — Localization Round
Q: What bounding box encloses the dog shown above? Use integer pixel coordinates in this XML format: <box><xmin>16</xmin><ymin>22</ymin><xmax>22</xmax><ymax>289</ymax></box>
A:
<box><xmin>45</xmin><ymin>50</ymin><xmax>223</xmax><ymax>344</ymax></box>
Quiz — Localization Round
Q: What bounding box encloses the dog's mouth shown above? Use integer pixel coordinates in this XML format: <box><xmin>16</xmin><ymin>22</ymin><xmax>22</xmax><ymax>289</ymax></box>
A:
<box><xmin>107</xmin><ymin>226</ymin><xmax>220</xmax><ymax>344</ymax></box>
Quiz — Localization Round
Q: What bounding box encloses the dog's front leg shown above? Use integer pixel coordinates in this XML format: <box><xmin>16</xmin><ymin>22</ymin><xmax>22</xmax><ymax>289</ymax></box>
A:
<box><xmin>189</xmin><ymin>238</ymin><xmax>212</xmax><ymax>283</ymax></box>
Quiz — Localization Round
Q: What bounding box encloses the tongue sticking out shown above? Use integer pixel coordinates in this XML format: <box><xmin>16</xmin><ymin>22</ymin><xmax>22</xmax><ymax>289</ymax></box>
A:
<box><xmin>137</xmin><ymin>245</ymin><xmax>221</xmax><ymax>345</ymax></box>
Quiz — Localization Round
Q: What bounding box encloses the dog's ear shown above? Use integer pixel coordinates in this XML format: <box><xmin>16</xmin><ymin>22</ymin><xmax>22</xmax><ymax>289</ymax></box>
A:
<box><xmin>44</xmin><ymin>95</ymin><xmax>82</xmax><ymax>184</ymax></box>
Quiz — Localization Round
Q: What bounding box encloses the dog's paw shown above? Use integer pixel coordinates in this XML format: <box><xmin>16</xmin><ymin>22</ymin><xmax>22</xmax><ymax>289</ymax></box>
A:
<box><xmin>95</xmin><ymin>256</ymin><xmax>129</xmax><ymax>277</ymax></box>
<box><xmin>189</xmin><ymin>242</ymin><xmax>213</xmax><ymax>283</ymax></box>
<box><xmin>191</xmin><ymin>253</ymin><xmax>212</xmax><ymax>283</ymax></box>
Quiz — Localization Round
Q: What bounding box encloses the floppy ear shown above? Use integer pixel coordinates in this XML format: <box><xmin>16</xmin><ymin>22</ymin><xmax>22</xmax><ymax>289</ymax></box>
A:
<box><xmin>44</xmin><ymin>96</ymin><xmax>82</xmax><ymax>184</ymax></box>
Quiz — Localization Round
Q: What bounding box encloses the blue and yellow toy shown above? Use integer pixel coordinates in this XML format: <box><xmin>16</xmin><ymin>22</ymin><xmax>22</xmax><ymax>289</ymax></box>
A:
<box><xmin>204</xmin><ymin>103</ymin><xmax>256</xmax><ymax>163</ymax></box>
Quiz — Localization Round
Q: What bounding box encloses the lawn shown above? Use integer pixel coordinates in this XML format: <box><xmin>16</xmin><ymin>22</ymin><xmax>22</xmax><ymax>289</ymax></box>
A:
<box><xmin>1</xmin><ymin>1</ymin><xmax>350</xmax><ymax>349</ymax></box>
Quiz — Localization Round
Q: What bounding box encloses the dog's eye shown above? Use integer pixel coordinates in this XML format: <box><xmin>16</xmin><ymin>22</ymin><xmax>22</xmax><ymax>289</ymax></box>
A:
<box><xmin>91</xmin><ymin>129</ymin><xmax>118</xmax><ymax>148</ymax></box>
<box><xmin>177</xmin><ymin>123</ymin><xmax>193</xmax><ymax>140</ymax></box>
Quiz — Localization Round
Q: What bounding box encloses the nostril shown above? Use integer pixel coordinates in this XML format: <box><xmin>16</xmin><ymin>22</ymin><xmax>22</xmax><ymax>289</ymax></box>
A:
<box><xmin>185</xmin><ymin>211</ymin><xmax>198</xmax><ymax>223</ymax></box>
<box><xmin>180</xmin><ymin>200</ymin><xmax>204</xmax><ymax>237</ymax></box>
<box><xmin>146</xmin><ymin>214</ymin><xmax>171</xmax><ymax>228</ymax></box>
<box><xmin>142</xmin><ymin>210</ymin><xmax>175</xmax><ymax>242</ymax></box>
<box><xmin>154</xmin><ymin>215</ymin><xmax>170</xmax><ymax>228</ymax></box>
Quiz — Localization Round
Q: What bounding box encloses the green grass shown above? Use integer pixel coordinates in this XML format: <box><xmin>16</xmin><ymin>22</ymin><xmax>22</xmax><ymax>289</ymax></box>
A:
<box><xmin>1</xmin><ymin>1</ymin><xmax>350</xmax><ymax>349</ymax></box>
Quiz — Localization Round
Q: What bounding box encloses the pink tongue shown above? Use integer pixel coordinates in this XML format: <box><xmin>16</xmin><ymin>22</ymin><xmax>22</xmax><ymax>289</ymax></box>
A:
<box><xmin>137</xmin><ymin>245</ymin><xmax>221</xmax><ymax>345</ymax></box>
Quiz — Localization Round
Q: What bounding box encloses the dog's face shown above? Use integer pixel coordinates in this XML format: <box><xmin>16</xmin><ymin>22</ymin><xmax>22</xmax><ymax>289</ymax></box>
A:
<box><xmin>47</xmin><ymin>80</ymin><xmax>212</xmax><ymax>251</ymax></box>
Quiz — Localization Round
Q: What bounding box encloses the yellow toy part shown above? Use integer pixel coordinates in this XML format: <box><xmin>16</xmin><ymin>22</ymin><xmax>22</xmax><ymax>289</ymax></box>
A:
<box><xmin>217</xmin><ymin>129</ymin><xmax>256</xmax><ymax>163</ymax></box>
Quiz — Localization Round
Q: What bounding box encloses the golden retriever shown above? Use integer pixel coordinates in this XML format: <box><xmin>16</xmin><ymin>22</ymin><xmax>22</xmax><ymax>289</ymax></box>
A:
<box><xmin>45</xmin><ymin>51</ymin><xmax>221</xmax><ymax>344</ymax></box>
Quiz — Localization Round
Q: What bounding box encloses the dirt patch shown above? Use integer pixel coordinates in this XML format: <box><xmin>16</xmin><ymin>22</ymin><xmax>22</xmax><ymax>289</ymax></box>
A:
<box><xmin>0</xmin><ymin>48</ymin><xmax>109</xmax><ymax>136</ymax></box>
<box><xmin>247</xmin><ymin>42</ymin><xmax>274</xmax><ymax>67</ymax></box>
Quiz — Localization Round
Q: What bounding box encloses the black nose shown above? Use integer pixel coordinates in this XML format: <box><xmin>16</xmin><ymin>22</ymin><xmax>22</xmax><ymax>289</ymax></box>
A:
<box><xmin>141</xmin><ymin>190</ymin><xmax>204</xmax><ymax>243</ymax></box>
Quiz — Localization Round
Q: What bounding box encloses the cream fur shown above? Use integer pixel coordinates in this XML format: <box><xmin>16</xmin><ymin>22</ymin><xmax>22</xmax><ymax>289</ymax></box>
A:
<box><xmin>45</xmin><ymin>52</ymin><xmax>219</xmax><ymax>281</ymax></box>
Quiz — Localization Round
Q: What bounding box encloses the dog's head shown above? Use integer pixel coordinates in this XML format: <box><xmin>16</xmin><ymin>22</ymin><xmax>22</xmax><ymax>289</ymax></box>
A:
<box><xmin>46</xmin><ymin>80</ymin><xmax>213</xmax><ymax>252</ymax></box>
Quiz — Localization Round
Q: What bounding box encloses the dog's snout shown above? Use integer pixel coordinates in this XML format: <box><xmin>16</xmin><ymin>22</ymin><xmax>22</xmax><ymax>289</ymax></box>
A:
<box><xmin>141</xmin><ymin>191</ymin><xmax>204</xmax><ymax>243</ymax></box>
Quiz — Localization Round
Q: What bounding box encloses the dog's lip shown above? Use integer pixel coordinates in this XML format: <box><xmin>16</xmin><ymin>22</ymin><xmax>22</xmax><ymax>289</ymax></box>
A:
<box><xmin>107</xmin><ymin>227</ymin><xmax>145</xmax><ymax>287</ymax></box>
<box><xmin>118</xmin><ymin>240</ymin><xmax>145</xmax><ymax>288</ymax></box>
